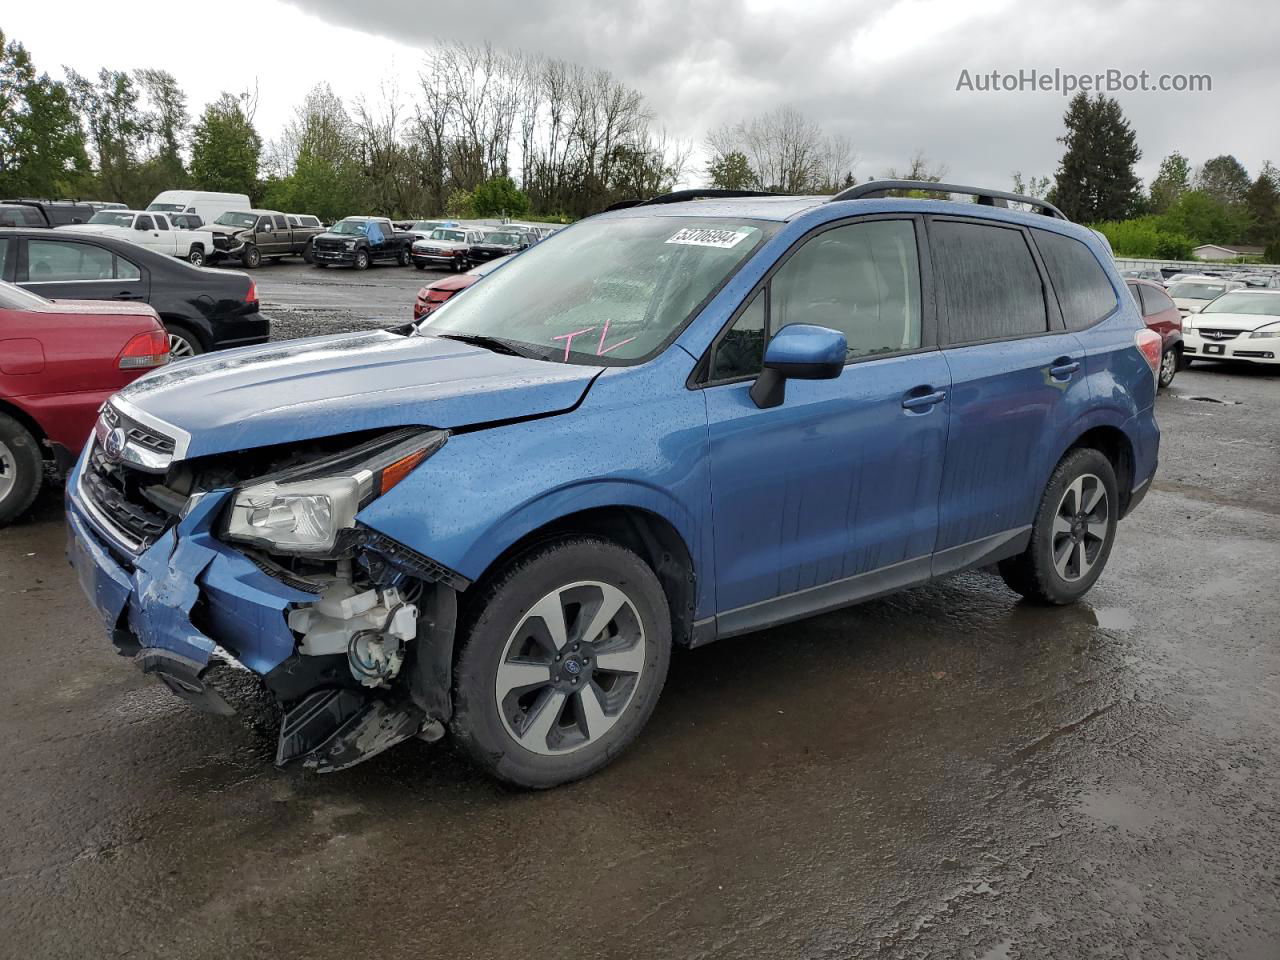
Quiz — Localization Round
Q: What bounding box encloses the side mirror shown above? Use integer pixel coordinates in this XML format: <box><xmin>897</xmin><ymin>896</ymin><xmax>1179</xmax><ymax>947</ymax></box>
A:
<box><xmin>750</xmin><ymin>323</ymin><xmax>846</xmax><ymax>409</ymax></box>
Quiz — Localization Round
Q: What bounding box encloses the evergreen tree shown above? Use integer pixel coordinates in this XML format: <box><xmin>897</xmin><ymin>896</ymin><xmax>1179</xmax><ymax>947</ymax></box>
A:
<box><xmin>1148</xmin><ymin>151</ymin><xmax>1191</xmax><ymax>213</ymax></box>
<box><xmin>1048</xmin><ymin>93</ymin><xmax>1142</xmax><ymax>222</ymax></box>
<box><xmin>190</xmin><ymin>93</ymin><xmax>261</xmax><ymax>197</ymax></box>
<box><xmin>65</xmin><ymin>67</ymin><xmax>149</xmax><ymax>204</ymax></box>
<box><xmin>1195</xmin><ymin>155</ymin><xmax>1251</xmax><ymax>208</ymax></box>
<box><xmin>1245</xmin><ymin>162</ymin><xmax>1280</xmax><ymax>245</ymax></box>
<box><xmin>0</xmin><ymin>30</ymin><xmax>88</xmax><ymax>197</ymax></box>
<box><xmin>707</xmin><ymin>151</ymin><xmax>757</xmax><ymax>190</ymax></box>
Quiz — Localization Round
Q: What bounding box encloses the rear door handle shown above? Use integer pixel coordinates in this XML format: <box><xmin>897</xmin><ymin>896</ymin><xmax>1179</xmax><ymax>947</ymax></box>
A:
<box><xmin>902</xmin><ymin>389</ymin><xmax>947</xmax><ymax>411</ymax></box>
<box><xmin>1050</xmin><ymin>358</ymin><xmax>1081</xmax><ymax>380</ymax></box>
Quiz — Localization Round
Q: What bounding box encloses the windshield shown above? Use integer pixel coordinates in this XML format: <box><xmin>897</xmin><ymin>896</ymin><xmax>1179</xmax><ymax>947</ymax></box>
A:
<box><xmin>331</xmin><ymin>219</ymin><xmax>372</xmax><ymax>235</ymax></box>
<box><xmin>88</xmin><ymin>212</ymin><xmax>135</xmax><ymax>227</ymax></box>
<box><xmin>1200</xmin><ymin>293</ymin><xmax>1280</xmax><ymax>316</ymax></box>
<box><xmin>429</xmin><ymin>229</ymin><xmax>465</xmax><ymax>242</ymax></box>
<box><xmin>1167</xmin><ymin>282</ymin><xmax>1227</xmax><ymax>299</ymax></box>
<box><xmin>147</xmin><ymin>202</ymin><xmax>186</xmax><ymax>212</ymax></box>
<box><xmin>484</xmin><ymin>232</ymin><xmax>520</xmax><ymax>245</ymax></box>
<box><xmin>420</xmin><ymin>217</ymin><xmax>775</xmax><ymax>364</ymax></box>
<box><xmin>215</xmin><ymin>211</ymin><xmax>259</xmax><ymax>228</ymax></box>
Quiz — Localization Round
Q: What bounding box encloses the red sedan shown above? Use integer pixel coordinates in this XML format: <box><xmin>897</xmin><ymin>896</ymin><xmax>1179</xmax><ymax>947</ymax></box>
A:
<box><xmin>413</xmin><ymin>255</ymin><xmax>511</xmax><ymax>321</ymax></box>
<box><xmin>1126</xmin><ymin>278</ymin><xmax>1184</xmax><ymax>388</ymax></box>
<box><xmin>0</xmin><ymin>281</ymin><xmax>168</xmax><ymax>524</ymax></box>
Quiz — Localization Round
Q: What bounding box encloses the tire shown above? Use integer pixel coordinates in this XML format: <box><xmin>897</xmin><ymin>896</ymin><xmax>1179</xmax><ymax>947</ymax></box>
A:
<box><xmin>187</xmin><ymin>245</ymin><xmax>206</xmax><ymax>267</ymax></box>
<box><xmin>313</xmin><ymin>261</ymin><xmax>328</xmax><ymax>269</ymax></box>
<box><xmin>1179</xmin><ymin>353</ymin><xmax>1193</xmax><ymax>370</ymax></box>
<box><xmin>998</xmin><ymin>447</ymin><xmax>1119</xmax><ymax>605</ymax></box>
<box><xmin>0</xmin><ymin>413</ymin><xmax>43</xmax><ymax>527</ymax></box>
<box><xmin>241</xmin><ymin>244</ymin><xmax>261</xmax><ymax>269</ymax></box>
<box><xmin>413</xmin><ymin>262</ymin><xmax>426</xmax><ymax>271</ymax></box>
<box><xmin>396</xmin><ymin>247</ymin><xmax>410</xmax><ymax>267</ymax></box>
<box><xmin>165</xmin><ymin>324</ymin><xmax>204</xmax><ymax>359</ymax></box>
<box><xmin>1158</xmin><ymin>347</ymin><xmax>1178</xmax><ymax>388</ymax></box>
<box><xmin>450</xmin><ymin>538</ymin><xmax>672</xmax><ymax>788</ymax></box>
<box><xmin>353</xmin><ymin>249</ymin><xmax>369</xmax><ymax>270</ymax></box>
<box><xmin>302</xmin><ymin>242</ymin><xmax>314</xmax><ymax>264</ymax></box>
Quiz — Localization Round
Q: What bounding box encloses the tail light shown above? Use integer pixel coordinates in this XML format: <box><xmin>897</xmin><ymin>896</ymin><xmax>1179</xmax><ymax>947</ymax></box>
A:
<box><xmin>117</xmin><ymin>329</ymin><xmax>170</xmax><ymax>369</ymax></box>
<box><xmin>245</xmin><ymin>279</ymin><xmax>259</xmax><ymax>307</ymax></box>
<box><xmin>1134</xmin><ymin>329</ymin><xmax>1162</xmax><ymax>378</ymax></box>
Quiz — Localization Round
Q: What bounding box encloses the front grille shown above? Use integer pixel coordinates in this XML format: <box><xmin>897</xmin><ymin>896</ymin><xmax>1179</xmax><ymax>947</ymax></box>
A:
<box><xmin>83</xmin><ymin>421</ymin><xmax>181</xmax><ymax>552</ymax></box>
<box><xmin>213</xmin><ymin>236</ymin><xmax>232</xmax><ymax>250</ymax></box>
<box><xmin>1198</xmin><ymin>329</ymin><xmax>1240</xmax><ymax>341</ymax></box>
<box><xmin>101</xmin><ymin>405</ymin><xmax>176</xmax><ymax>456</ymax></box>
<box><xmin>314</xmin><ymin>239</ymin><xmax>346</xmax><ymax>252</ymax></box>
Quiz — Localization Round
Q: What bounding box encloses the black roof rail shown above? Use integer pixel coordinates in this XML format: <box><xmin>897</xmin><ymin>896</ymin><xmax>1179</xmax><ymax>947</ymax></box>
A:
<box><xmin>602</xmin><ymin>198</ymin><xmax>645</xmax><ymax>212</ymax></box>
<box><xmin>638</xmin><ymin>189</ymin><xmax>788</xmax><ymax>206</ymax></box>
<box><xmin>828</xmin><ymin>180</ymin><xmax>1067</xmax><ymax>220</ymax></box>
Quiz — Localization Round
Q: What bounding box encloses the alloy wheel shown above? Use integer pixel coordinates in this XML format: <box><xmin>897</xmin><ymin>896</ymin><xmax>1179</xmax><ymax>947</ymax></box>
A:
<box><xmin>0</xmin><ymin>440</ymin><xmax>15</xmax><ymax>502</ymax></box>
<box><xmin>1159</xmin><ymin>348</ymin><xmax>1177</xmax><ymax>386</ymax></box>
<box><xmin>168</xmin><ymin>332</ymin><xmax>197</xmax><ymax>359</ymax></box>
<box><xmin>1052</xmin><ymin>473</ymin><xmax>1110</xmax><ymax>582</ymax></box>
<box><xmin>495</xmin><ymin>580</ymin><xmax>646</xmax><ymax>756</ymax></box>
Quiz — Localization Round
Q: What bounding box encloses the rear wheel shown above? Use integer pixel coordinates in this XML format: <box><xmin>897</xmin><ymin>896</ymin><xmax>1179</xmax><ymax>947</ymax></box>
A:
<box><xmin>396</xmin><ymin>247</ymin><xmax>410</xmax><ymax>266</ymax></box>
<box><xmin>450</xmin><ymin>538</ymin><xmax>671</xmax><ymax>788</ymax></box>
<box><xmin>1158</xmin><ymin>347</ymin><xmax>1178</xmax><ymax>388</ymax></box>
<box><xmin>241</xmin><ymin>244</ymin><xmax>261</xmax><ymax>269</ymax></box>
<box><xmin>998</xmin><ymin>448</ymin><xmax>1119</xmax><ymax>605</ymax></box>
<box><xmin>165</xmin><ymin>324</ymin><xmax>203</xmax><ymax>359</ymax></box>
<box><xmin>0</xmin><ymin>414</ymin><xmax>43</xmax><ymax>527</ymax></box>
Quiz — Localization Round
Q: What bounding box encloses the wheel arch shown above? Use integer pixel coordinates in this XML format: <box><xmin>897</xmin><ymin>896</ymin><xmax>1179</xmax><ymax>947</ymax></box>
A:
<box><xmin>0</xmin><ymin>397</ymin><xmax>50</xmax><ymax>461</ymax></box>
<box><xmin>157</xmin><ymin>314</ymin><xmax>210</xmax><ymax>350</ymax></box>
<box><xmin>1064</xmin><ymin>424</ymin><xmax>1136</xmax><ymax>516</ymax></box>
<box><xmin>465</xmin><ymin>502</ymin><xmax>698</xmax><ymax>649</ymax></box>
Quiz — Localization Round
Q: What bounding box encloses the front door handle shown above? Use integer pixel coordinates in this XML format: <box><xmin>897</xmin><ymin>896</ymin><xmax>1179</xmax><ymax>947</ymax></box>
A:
<box><xmin>1050</xmin><ymin>358</ymin><xmax>1081</xmax><ymax>380</ymax></box>
<box><xmin>902</xmin><ymin>389</ymin><xmax>947</xmax><ymax>411</ymax></box>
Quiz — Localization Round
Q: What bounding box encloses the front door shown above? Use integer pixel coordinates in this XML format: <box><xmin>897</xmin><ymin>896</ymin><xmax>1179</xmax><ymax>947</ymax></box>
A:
<box><xmin>702</xmin><ymin>216</ymin><xmax>951</xmax><ymax>635</ymax></box>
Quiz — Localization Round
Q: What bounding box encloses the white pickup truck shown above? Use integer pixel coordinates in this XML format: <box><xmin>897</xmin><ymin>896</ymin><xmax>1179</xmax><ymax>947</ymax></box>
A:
<box><xmin>59</xmin><ymin>209</ymin><xmax>218</xmax><ymax>267</ymax></box>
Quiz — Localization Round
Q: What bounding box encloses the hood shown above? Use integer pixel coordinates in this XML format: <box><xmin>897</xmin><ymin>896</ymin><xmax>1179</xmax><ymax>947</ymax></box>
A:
<box><xmin>414</xmin><ymin>238</ymin><xmax>468</xmax><ymax>250</ymax></box>
<box><xmin>1187</xmin><ymin>311</ymin><xmax>1279</xmax><ymax>332</ymax></box>
<box><xmin>117</xmin><ymin>330</ymin><xmax>603</xmax><ymax>458</ymax></box>
<box><xmin>423</xmin><ymin>274</ymin><xmax>474</xmax><ymax>293</ymax></box>
<box><xmin>58</xmin><ymin>223</ymin><xmax>120</xmax><ymax>235</ymax></box>
<box><xmin>474</xmin><ymin>241</ymin><xmax>518</xmax><ymax>249</ymax></box>
<box><xmin>206</xmin><ymin>223</ymin><xmax>249</xmax><ymax>237</ymax></box>
<box><xmin>1172</xmin><ymin>297</ymin><xmax>1209</xmax><ymax>313</ymax></box>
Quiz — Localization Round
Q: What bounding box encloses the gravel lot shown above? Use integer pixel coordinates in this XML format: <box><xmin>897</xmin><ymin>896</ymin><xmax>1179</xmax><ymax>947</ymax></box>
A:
<box><xmin>1</xmin><ymin>264</ymin><xmax>1278</xmax><ymax>959</ymax></box>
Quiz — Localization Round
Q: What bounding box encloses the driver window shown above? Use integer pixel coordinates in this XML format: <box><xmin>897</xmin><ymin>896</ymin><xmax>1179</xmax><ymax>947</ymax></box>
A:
<box><xmin>770</xmin><ymin>220</ymin><xmax>921</xmax><ymax>359</ymax></box>
<box><xmin>136</xmin><ymin>215</ymin><xmax>154</xmax><ymax>231</ymax></box>
<box><xmin>258</xmin><ymin>217</ymin><xmax>273</xmax><ymax>232</ymax></box>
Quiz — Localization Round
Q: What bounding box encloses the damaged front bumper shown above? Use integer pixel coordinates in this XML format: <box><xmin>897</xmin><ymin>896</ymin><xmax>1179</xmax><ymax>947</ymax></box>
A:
<box><xmin>67</xmin><ymin>469</ymin><xmax>458</xmax><ymax>772</ymax></box>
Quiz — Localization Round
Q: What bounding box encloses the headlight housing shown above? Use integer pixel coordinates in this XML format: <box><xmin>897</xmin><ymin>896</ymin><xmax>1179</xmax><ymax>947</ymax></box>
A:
<box><xmin>344</xmin><ymin>240</ymin><xmax>356</xmax><ymax>250</ymax></box>
<box><xmin>222</xmin><ymin>429</ymin><xmax>446</xmax><ymax>556</ymax></box>
<box><xmin>1248</xmin><ymin>325</ymin><xmax>1280</xmax><ymax>339</ymax></box>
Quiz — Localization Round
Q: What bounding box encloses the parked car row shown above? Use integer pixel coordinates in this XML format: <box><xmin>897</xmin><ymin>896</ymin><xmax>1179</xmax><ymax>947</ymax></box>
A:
<box><xmin>0</xmin><ymin>198</ymin><xmax>126</xmax><ymax>228</ymax></box>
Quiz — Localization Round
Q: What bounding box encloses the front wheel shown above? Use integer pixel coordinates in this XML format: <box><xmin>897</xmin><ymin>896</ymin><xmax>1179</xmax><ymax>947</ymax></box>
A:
<box><xmin>187</xmin><ymin>245</ymin><xmax>206</xmax><ymax>267</ymax></box>
<box><xmin>0</xmin><ymin>413</ymin><xmax>43</xmax><ymax>527</ymax></box>
<box><xmin>998</xmin><ymin>448</ymin><xmax>1119</xmax><ymax>605</ymax></box>
<box><xmin>450</xmin><ymin>538</ymin><xmax>671</xmax><ymax>788</ymax></box>
<box><xmin>1158</xmin><ymin>347</ymin><xmax>1178</xmax><ymax>388</ymax></box>
<box><xmin>241</xmin><ymin>244</ymin><xmax>261</xmax><ymax>269</ymax></box>
<box><xmin>353</xmin><ymin>249</ymin><xmax>369</xmax><ymax>270</ymax></box>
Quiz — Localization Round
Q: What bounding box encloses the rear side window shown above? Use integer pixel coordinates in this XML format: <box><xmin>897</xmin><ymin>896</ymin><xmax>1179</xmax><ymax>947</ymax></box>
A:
<box><xmin>26</xmin><ymin>239</ymin><xmax>115</xmax><ymax>281</ymax></box>
<box><xmin>0</xmin><ymin>205</ymin><xmax>45</xmax><ymax>227</ymax></box>
<box><xmin>1033</xmin><ymin>228</ymin><xmax>1118</xmax><ymax>330</ymax></box>
<box><xmin>1138</xmin><ymin>283</ymin><xmax>1175</xmax><ymax>317</ymax></box>
<box><xmin>274</xmin><ymin>215</ymin><xmax>288</xmax><ymax>229</ymax></box>
<box><xmin>931</xmin><ymin>220</ymin><xmax>1047</xmax><ymax>343</ymax></box>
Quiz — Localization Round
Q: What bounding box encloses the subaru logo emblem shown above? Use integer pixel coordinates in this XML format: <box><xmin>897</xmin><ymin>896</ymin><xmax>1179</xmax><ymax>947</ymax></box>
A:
<box><xmin>564</xmin><ymin>659</ymin><xmax>582</xmax><ymax>676</ymax></box>
<box><xmin>103</xmin><ymin>427</ymin><xmax>128</xmax><ymax>463</ymax></box>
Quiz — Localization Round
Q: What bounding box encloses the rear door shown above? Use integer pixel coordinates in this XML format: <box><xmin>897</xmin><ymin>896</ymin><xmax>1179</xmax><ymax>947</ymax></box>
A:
<box><xmin>703</xmin><ymin>216</ymin><xmax>951</xmax><ymax>630</ymax></box>
<box><xmin>929</xmin><ymin>216</ymin><xmax>1090</xmax><ymax>571</ymax></box>
<box><xmin>19</xmin><ymin>236</ymin><xmax>149</xmax><ymax>303</ymax></box>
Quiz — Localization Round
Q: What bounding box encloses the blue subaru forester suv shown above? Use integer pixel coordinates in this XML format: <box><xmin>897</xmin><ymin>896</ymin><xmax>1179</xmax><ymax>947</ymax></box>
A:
<box><xmin>67</xmin><ymin>181</ymin><xmax>1161</xmax><ymax>787</ymax></box>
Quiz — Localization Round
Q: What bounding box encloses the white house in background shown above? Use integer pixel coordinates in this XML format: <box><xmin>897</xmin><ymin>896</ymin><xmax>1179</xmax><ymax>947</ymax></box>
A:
<box><xmin>1194</xmin><ymin>243</ymin><xmax>1266</xmax><ymax>261</ymax></box>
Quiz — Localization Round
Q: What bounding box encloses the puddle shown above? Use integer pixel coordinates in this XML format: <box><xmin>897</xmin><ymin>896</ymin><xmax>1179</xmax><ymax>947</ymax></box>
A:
<box><xmin>1092</xmin><ymin>607</ymin><xmax>1136</xmax><ymax>631</ymax></box>
<box><xmin>1177</xmin><ymin>395</ymin><xmax>1242</xmax><ymax>405</ymax></box>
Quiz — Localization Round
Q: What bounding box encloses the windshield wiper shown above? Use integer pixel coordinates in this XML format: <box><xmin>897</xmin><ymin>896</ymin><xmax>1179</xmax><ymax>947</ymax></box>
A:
<box><xmin>435</xmin><ymin>333</ymin><xmax>543</xmax><ymax>359</ymax></box>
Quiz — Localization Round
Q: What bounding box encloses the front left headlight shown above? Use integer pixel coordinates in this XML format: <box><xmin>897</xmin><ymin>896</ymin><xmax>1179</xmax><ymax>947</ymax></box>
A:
<box><xmin>222</xmin><ymin>429</ymin><xmax>446</xmax><ymax>555</ymax></box>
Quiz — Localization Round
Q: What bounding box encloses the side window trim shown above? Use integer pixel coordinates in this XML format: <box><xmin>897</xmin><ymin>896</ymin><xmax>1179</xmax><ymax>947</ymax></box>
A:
<box><xmin>693</xmin><ymin>213</ymin><xmax>938</xmax><ymax>389</ymax></box>
<box><xmin>924</xmin><ymin>214</ymin><xmax>1063</xmax><ymax>349</ymax></box>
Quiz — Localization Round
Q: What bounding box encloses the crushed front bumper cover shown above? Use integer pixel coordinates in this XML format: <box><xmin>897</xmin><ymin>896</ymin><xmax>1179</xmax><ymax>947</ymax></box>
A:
<box><xmin>67</xmin><ymin>479</ymin><xmax>454</xmax><ymax>772</ymax></box>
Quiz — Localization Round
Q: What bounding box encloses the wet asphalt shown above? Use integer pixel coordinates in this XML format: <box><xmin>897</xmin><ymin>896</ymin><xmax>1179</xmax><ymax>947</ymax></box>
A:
<box><xmin>2</xmin><ymin>262</ymin><xmax>1278</xmax><ymax>958</ymax></box>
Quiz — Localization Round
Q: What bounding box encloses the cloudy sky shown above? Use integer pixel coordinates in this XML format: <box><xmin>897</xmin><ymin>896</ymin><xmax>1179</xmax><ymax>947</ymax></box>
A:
<box><xmin>7</xmin><ymin>0</ymin><xmax>1279</xmax><ymax>190</ymax></box>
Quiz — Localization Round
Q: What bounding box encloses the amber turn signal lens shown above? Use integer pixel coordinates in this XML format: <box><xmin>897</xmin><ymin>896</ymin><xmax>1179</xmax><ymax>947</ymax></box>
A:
<box><xmin>379</xmin><ymin>447</ymin><xmax>431</xmax><ymax>495</ymax></box>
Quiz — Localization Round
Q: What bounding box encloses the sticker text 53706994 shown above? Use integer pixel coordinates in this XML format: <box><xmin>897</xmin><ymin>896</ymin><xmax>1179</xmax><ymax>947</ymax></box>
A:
<box><xmin>665</xmin><ymin>227</ymin><xmax>750</xmax><ymax>248</ymax></box>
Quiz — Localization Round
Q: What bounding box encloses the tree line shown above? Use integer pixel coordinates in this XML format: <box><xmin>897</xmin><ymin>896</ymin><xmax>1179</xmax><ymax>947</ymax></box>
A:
<box><xmin>0</xmin><ymin>29</ymin><xmax>687</xmax><ymax>222</ymax></box>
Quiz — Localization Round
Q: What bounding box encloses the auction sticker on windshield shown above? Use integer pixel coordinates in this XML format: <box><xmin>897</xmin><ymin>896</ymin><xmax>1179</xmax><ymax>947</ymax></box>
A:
<box><xmin>666</xmin><ymin>226</ymin><xmax>752</xmax><ymax>248</ymax></box>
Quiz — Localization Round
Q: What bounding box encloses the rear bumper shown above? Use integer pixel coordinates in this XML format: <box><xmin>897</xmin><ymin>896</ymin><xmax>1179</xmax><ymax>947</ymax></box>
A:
<box><xmin>210</xmin><ymin>313</ymin><xmax>270</xmax><ymax>349</ymax></box>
